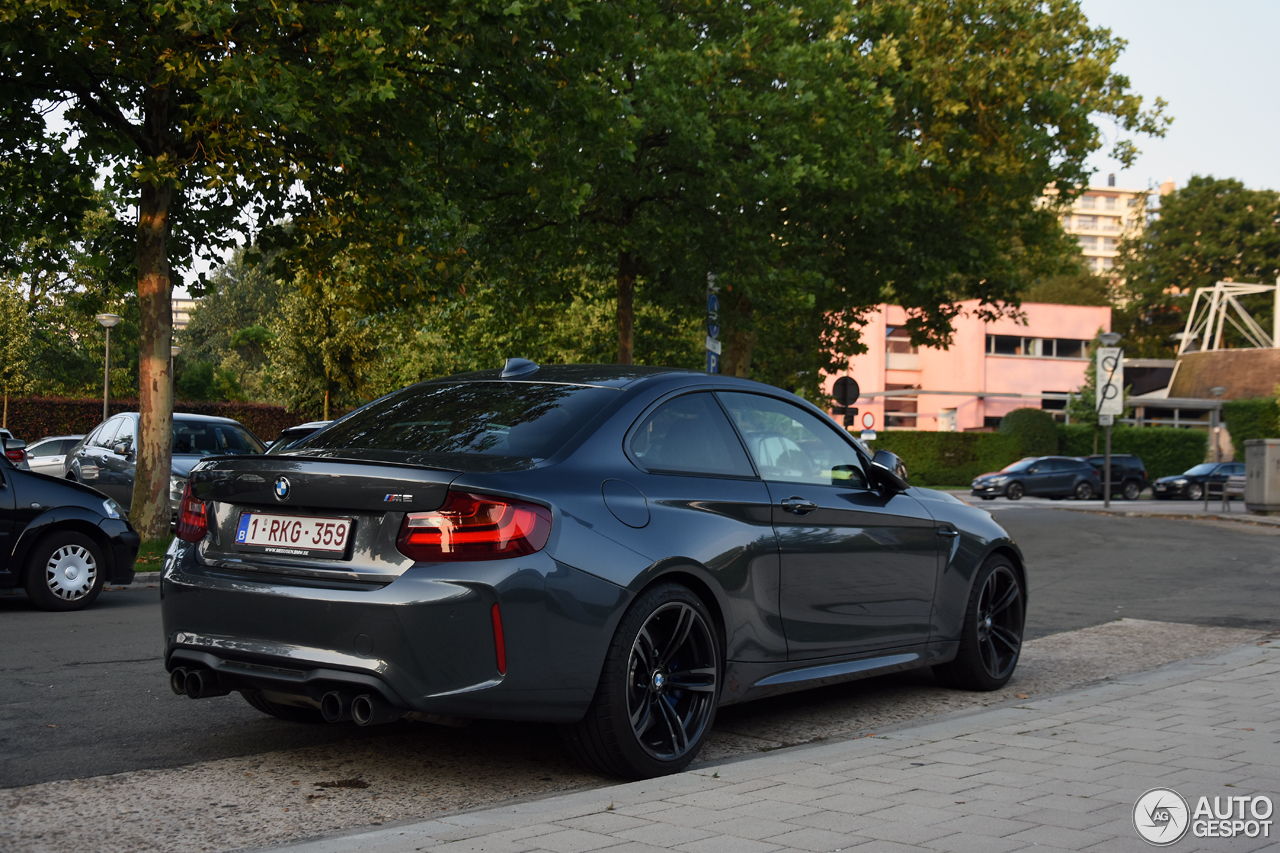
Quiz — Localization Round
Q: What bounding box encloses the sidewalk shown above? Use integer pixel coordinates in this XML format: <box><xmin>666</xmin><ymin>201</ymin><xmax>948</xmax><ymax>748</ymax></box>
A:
<box><xmin>267</xmin><ymin>641</ymin><xmax>1280</xmax><ymax>853</ymax></box>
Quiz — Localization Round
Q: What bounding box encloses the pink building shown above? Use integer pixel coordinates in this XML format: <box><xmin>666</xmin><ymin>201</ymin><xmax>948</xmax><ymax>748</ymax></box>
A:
<box><xmin>828</xmin><ymin>302</ymin><xmax>1112</xmax><ymax>432</ymax></box>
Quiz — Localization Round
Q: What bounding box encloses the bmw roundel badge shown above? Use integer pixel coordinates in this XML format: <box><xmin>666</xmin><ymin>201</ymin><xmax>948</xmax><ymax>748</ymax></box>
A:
<box><xmin>274</xmin><ymin>476</ymin><xmax>291</xmax><ymax>501</ymax></box>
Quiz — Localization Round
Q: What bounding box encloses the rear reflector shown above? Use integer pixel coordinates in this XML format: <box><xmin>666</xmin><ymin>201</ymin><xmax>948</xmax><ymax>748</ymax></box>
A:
<box><xmin>175</xmin><ymin>481</ymin><xmax>208</xmax><ymax>543</ymax></box>
<box><xmin>396</xmin><ymin>491</ymin><xmax>552</xmax><ymax>562</ymax></box>
<box><xmin>491</xmin><ymin>603</ymin><xmax>507</xmax><ymax>675</ymax></box>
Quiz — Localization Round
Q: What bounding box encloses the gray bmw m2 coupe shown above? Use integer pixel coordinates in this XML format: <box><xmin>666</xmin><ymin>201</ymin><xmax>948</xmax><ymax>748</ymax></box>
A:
<box><xmin>161</xmin><ymin>361</ymin><xmax>1026</xmax><ymax>778</ymax></box>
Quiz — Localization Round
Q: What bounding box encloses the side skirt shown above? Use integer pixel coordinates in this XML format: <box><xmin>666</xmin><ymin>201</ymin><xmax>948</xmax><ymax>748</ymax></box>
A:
<box><xmin>720</xmin><ymin>643</ymin><xmax>950</xmax><ymax>706</ymax></box>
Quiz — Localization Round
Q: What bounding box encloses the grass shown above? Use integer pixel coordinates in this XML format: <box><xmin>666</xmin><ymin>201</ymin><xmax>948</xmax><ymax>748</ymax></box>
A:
<box><xmin>134</xmin><ymin>537</ymin><xmax>174</xmax><ymax>572</ymax></box>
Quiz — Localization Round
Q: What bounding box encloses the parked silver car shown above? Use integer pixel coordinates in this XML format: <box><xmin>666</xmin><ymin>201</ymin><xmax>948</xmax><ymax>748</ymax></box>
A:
<box><xmin>23</xmin><ymin>435</ymin><xmax>83</xmax><ymax>478</ymax></box>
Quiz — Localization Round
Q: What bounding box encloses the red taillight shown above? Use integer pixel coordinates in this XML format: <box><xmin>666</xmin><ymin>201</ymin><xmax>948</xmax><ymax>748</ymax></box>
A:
<box><xmin>175</xmin><ymin>481</ymin><xmax>208</xmax><ymax>543</ymax></box>
<box><xmin>5</xmin><ymin>449</ymin><xmax>24</xmax><ymax>464</ymax></box>
<box><xmin>395</xmin><ymin>491</ymin><xmax>552</xmax><ymax>562</ymax></box>
<box><xmin>491</xmin><ymin>603</ymin><xmax>507</xmax><ymax>674</ymax></box>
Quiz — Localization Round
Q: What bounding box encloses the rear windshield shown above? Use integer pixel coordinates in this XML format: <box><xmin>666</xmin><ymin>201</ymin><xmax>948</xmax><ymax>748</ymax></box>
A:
<box><xmin>1182</xmin><ymin>463</ymin><xmax>1218</xmax><ymax>477</ymax></box>
<box><xmin>300</xmin><ymin>382</ymin><xmax>619</xmax><ymax>462</ymax></box>
<box><xmin>173</xmin><ymin>421</ymin><xmax>264</xmax><ymax>456</ymax></box>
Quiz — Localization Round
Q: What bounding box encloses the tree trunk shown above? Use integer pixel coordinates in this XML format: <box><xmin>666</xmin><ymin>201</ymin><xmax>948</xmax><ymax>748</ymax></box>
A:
<box><xmin>721</xmin><ymin>294</ymin><xmax>755</xmax><ymax>378</ymax></box>
<box><xmin>324</xmin><ymin>388</ymin><xmax>330</xmax><ymax>421</ymax></box>
<box><xmin>722</xmin><ymin>330</ymin><xmax>757</xmax><ymax>378</ymax></box>
<box><xmin>616</xmin><ymin>250</ymin><xmax>637</xmax><ymax>365</ymax></box>
<box><xmin>3</xmin><ymin>390</ymin><xmax>7</xmax><ymax>428</ymax></box>
<box><xmin>130</xmin><ymin>178</ymin><xmax>175</xmax><ymax>541</ymax></box>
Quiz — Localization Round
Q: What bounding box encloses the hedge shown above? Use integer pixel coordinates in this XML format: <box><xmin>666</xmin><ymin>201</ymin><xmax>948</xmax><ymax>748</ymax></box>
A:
<box><xmin>870</xmin><ymin>431</ymin><xmax>1022</xmax><ymax>486</ymax></box>
<box><xmin>998</xmin><ymin>407</ymin><xmax>1059</xmax><ymax>457</ymax></box>
<box><xmin>1222</xmin><ymin>398</ymin><xmax>1280</xmax><ymax>459</ymax></box>
<box><xmin>2</xmin><ymin>396</ymin><xmax>301</xmax><ymax>444</ymax></box>
<box><xmin>1057</xmin><ymin>424</ymin><xmax>1208</xmax><ymax>479</ymax></box>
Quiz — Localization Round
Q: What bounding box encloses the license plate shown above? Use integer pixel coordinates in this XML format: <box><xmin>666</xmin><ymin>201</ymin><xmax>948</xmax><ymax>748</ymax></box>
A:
<box><xmin>234</xmin><ymin>512</ymin><xmax>353</xmax><ymax>559</ymax></box>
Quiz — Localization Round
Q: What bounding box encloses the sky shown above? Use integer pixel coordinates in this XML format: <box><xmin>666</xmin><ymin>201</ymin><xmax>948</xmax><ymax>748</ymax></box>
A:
<box><xmin>1077</xmin><ymin>0</ymin><xmax>1280</xmax><ymax>193</ymax></box>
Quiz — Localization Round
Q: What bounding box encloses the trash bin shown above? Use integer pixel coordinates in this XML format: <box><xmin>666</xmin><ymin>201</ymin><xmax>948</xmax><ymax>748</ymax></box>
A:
<box><xmin>1244</xmin><ymin>439</ymin><xmax>1280</xmax><ymax>515</ymax></box>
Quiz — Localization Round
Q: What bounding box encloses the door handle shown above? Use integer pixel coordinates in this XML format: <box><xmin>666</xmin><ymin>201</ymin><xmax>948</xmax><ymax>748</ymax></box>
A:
<box><xmin>937</xmin><ymin>527</ymin><xmax>959</xmax><ymax>538</ymax></box>
<box><xmin>780</xmin><ymin>497</ymin><xmax>818</xmax><ymax>514</ymax></box>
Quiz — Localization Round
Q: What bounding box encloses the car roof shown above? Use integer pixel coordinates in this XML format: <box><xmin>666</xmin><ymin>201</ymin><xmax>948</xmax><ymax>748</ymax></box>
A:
<box><xmin>105</xmin><ymin>411</ymin><xmax>248</xmax><ymax>426</ymax></box>
<box><xmin>429</xmin><ymin>363</ymin><xmax>703</xmax><ymax>389</ymax></box>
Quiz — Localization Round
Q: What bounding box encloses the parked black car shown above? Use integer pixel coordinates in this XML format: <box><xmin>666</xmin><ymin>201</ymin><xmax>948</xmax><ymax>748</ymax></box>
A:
<box><xmin>162</xmin><ymin>362</ymin><xmax>1028</xmax><ymax>779</ymax></box>
<box><xmin>0</xmin><ymin>453</ymin><xmax>140</xmax><ymax>610</ymax></box>
<box><xmin>67</xmin><ymin>413</ymin><xmax>266</xmax><ymax>517</ymax></box>
<box><xmin>971</xmin><ymin>455</ymin><xmax>1102</xmax><ymax>501</ymax></box>
<box><xmin>1152</xmin><ymin>461</ymin><xmax>1246</xmax><ymax>501</ymax></box>
<box><xmin>1080</xmin><ymin>453</ymin><xmax>1149</xmax><ymax>501</ymax></box>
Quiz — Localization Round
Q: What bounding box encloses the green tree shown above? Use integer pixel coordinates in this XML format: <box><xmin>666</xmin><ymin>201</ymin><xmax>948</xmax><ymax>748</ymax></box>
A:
<box><xmin>1023</xmin><ymin>273</ymin><xmax>1114</xmax><ymax>307</ymax></box>
<box><xmin>271</xmin><ymin>275</ymin><xmax>377</xmax><ymax>420</ymax></box>
<box><xmin>0</xmin><ymin>0</ymin><xmax>578</xmax><ymax>538</ymax></box>
<box><xmin>1118</xmin><ymin>176</ymin><xmax>1280</xmax><ymax>356</ymax></box>
<box><xmin>0</xmin><ymin>281</ymin><xmax>33</xmax><ymax>428</ymax></box>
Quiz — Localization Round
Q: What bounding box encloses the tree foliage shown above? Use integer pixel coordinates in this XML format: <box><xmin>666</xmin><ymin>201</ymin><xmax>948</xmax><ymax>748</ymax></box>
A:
<box><xmin>0</xmin><ymin>281</ymin><xmax>33</xmax><ymax>427</ymax></box>
<box><xmin>1117</xmin><ymin>176</ymin><xmax>1280</xmax><ymax>356</ymax></box>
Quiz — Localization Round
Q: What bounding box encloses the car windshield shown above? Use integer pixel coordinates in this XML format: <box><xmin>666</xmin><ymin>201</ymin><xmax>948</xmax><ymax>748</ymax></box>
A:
<box><xmin>299</xmin><ymin>381</ymin><xmax>619</xmax><ymax>462</ymax></box>
<box><xmin>172</xmin><ymin>421</ymin><xmax>264</xmax><ymax>456</ymax></box>
<box><xmin>1182</xmin><ymin>463</ymin><xmax>1218</xmax><ymax>477</ymax></box>
<box><xmin>1000</xmin><ymin>458</ymin><xmax>1037</xmax><ymax>473</ymax></box>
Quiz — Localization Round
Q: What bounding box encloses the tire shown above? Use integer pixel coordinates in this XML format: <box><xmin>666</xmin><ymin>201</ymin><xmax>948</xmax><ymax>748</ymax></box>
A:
<box><xmin>1005</xmin><ymin>482</ymin><xmax>1024</xmax><ymax>501</ymax></box>
<box><xmin>1186</xmin><ymin>483</ymin><xmax>1203</xmax><ymax>501</ymax></box>
<box><xmin>241</xmin><ymin>690</ymin><xmax>326</xmax><ymax>723</ymax></box>
<box><xmin>1122</xmin><ymin>480</ymin><xmax>1141</xmax><ymax>501</ymax></box>
<box><xmin>933</xmin><ymin>556</ymin><xmax>1025</xmax><ymax>691</ymax></box>
<box><xmin>1074</xmin><ymin>481</ymin><xmax>1094</xmax><ymax>501</ymax></box>
<box><xmin>563</xmin><ymin>582</ymin><xmax>721</xmax><ymax>779</ymax></box>
<box><xmin>979</xmin><ymin>496</ymin><xmax>994</xmax><ymax>501</ymax></box>
<box><xmin>24</xmin><ymin>531</ymin><xmax>106</xmax><ymax>612</ymax></box>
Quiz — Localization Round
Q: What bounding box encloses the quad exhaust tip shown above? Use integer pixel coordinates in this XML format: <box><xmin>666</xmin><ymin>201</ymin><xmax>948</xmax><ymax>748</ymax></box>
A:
<box><xmin>350</xmin><ymin>693</ymin><xmax>404</xmax><ymax>726</ymax></box>
<box><xmin>169</xmin><ymin>667</ymin><xmax>189</xmax><ymax>696</ymax></box>
<box><xmin>183</xmin><ymin>668</ymin><xmax>231</xmax><ymax>700</ymax></box>
<box><xmin>321</xmin><ymin>691</ymin><xmax>353</xmax><ymax>723</ymax></box>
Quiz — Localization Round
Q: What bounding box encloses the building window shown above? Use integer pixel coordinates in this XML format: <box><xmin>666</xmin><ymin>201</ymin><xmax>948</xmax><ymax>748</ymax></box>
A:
<box><xmin>884</xmin><ymin>383</ymin><xmax>918</xmax><ymax>428</ymax></box>
<box><xmin>1102</xmin><ymin>237</ymin><xmax>1117</xmax><ymax>251</ymax></box>
<box><xmin>1076</xmin><ymin>215</ymin><xmax>1097</xmax><ymax>230</ymax></box>
<box><xmin>1103</xmin><ymin>196</ymin><xmax>1116</xmax><ymax>210</ymax></box>
<box><xmin>885</xmin><ymin>327</ymin><xmax>918</xmax><ymax>354</ymax></box>
<box><xmin>1100</xmin><ymin>256</ymin><xmax>1114</xmax><ymax>270</ymax></box>
<box><xmin>1128</xmin><ymin>197</ymin><xmax>1142</xmax><ymax>208</ymax></box>
<box><xmin>1078</xmin><ymin>235</ymin><xmax>1097</xmax><ymax>251</ymax></box>
<box><xmin>988</xmin><ymin>336</ymin><xmax>1089</xmax><ymax>359</ymax></box>
<box><xmin>983</xmin><ymin>416</ymin><xmax>1004</xmax><ymax>429</ymax></box>
<box><xmin>1078</xmin><ymin>195</ymin><xmax>1097</xmax><ymax>209</ymax></box>
<box><xmin>1041</xmin><ymin>392</ymin><xmax>1068</xmax><ymax>411</ymax></box>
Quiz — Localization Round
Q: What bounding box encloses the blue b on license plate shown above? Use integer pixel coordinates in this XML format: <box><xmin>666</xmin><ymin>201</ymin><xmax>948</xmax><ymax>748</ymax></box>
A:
<box><xmin>235</xmin><ymin>512</ymin><xmax>353</xmax><ymax>558</ymax></box>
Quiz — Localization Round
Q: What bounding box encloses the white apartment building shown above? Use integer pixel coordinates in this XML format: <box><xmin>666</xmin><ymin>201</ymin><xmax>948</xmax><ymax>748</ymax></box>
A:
<box><xmin>1057</xmin><ymin>175</ymin><xmax>1152</xmax><ymax>274</ymax></box>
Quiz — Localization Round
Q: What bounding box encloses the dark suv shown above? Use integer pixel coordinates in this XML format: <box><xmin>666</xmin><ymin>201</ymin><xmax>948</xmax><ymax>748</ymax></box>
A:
<box><xmin>1080</xmin><ymin>454</ymin><xmax>1148</xmax><ymax>501</ymax></box>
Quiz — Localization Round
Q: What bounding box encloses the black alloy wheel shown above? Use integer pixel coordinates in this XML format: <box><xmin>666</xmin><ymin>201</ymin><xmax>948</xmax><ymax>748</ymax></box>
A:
<box><xmin>1122</xmin><ymin>480</ymin><xmax>1141</xmax><ymax>501</ymax></box>
<box><xmin>1074</xmin><ymin>481</ymin><xmax>1094</xmax><ymax>501</ymax></box>
<box><xmin>934</xmin><ymin>556</ymin><xmax>1025</xmax><ymax>691</ymax></box>
<box><xmin>1186</xmin><ymin>483</ymin><xmax>1204</xmax><ymax>501</ymax></box>
<box><xmin>1006</xmin><ymin>482</ymin><xmax>1024</xmax><ymax>501</ymax></box>
<box><xmin>564</xmin><ymin>582</ymin><xmax>720</xmax><ymax>779</ymax></box>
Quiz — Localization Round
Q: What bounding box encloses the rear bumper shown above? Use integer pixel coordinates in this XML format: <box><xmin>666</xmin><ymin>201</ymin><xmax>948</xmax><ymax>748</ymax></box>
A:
<box><xmin>160</xmin><ymin>540</ymin><xmax>629</xmax><ymax>723</ymax></box>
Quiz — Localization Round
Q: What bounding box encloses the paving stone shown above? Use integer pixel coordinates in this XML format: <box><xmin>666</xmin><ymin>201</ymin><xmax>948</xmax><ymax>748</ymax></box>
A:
<box><xmin>758</xmin><ymin>826</ymin><xmax>858</xmax><ymax>852</ymax></box>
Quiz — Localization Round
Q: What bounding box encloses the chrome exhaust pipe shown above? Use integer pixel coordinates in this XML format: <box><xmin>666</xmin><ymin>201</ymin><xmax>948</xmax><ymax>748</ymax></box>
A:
<box><xmin>184</xmin><ymin>668</ymin><xmax>231</xmax><ymax>699</ymax></box>
<box><xmin>169</xmin><ymin>667</ymin><xmax>189</xmax><ymax>696</ymax></box>
<box><xmin>350</xmin><ymin>693</ymin><xmax>403</xmax><ymax>726</ymax></box>
<box><xmin>320</xmin><ymin>690</ymin><xmax>353</xmax><ymax>723</ymax></box>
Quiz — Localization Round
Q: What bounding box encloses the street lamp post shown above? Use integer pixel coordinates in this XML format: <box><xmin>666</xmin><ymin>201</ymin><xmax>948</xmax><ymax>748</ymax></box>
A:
<box><xmin>1209</xmin><ymin>386</ymin><xmax>1227</xmax><ymax>464</ymax></box>
<box><xmin>1097</xmin><ymin>332</ymin><xmax>1124</xmax><ymax>509</ymax></box>
<box><xmin>96</xmin><ymin>314</ymin><xmax>123</xmax><ymax>421</ymax></box>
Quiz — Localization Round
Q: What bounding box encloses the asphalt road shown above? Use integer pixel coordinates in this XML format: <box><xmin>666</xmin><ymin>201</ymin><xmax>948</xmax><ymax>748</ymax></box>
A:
<box><xmin>2</xmin><ymin>506</ymin><xmax>1276</xmax><ymax>790</ymax></box>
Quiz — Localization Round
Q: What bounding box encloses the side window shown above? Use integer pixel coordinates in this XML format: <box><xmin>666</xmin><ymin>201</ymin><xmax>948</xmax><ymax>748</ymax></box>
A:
<box><xmin>92</xmin><ymin>418</ymin><xmax>123</xmax><ymax>449</ymax></box>
<box><xmin>114</xmin><ymin>418</ymin><xmax>137</xmax><ymax>453</ymax></box>
<box><xmin>717</xmin><ymin>392</ymin><xmax>869</xmax><ymax>488</ymax></box>
<box><xmin>629</xmin><ymin>393</ymin><xmax>755</xmax><ymax>478</ymax></box>
<box><xmin>27</xmin><ymin>441</ymin><xmax>59</xmax><ymax>458</ymax></box>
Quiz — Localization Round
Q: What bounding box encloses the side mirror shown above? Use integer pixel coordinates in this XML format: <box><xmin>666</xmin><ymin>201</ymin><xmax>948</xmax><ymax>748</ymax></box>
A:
<box><xmin>869</xmin><ymin>450</ymin><xmax>909</xmax><ymax>494</ymax></box>
<box><xmin>872</xmin><ymin>449</ymin><xmax>909</xmax><ymax>483</ymax></box>
<box><xmin>112</xmin><ymin>440</ymin><xmax>132</xmax><ymax>456</ymax></box>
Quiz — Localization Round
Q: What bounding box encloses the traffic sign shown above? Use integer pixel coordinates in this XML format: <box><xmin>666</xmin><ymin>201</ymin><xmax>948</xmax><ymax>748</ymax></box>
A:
<box><xmin>861</xmin><ymin>411</ymin><xmax>875</xmax><ymax>430</ymax></box>
<box><xmin>833</xmin><ymin>376</ymin><xmax>860</xmax><ymax>408</ymax></box>
<box><xmin>1096</xmin><ymin>347</ymin><xmax>1124</xmax><ymax>416</ymax></box>
<box><xmin>1098</xmin><ymin>413</ymin><xmax>1115</xmax><ymax>426</ymax></box>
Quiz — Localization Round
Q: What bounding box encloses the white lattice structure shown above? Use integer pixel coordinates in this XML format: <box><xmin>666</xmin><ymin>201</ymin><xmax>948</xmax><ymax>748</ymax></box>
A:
<box><xmin>1176</xmin><ymin>279</ymin><xmax>1280</xmax><ymax>354</ymax></box>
